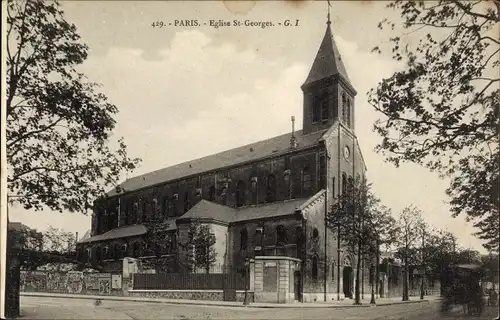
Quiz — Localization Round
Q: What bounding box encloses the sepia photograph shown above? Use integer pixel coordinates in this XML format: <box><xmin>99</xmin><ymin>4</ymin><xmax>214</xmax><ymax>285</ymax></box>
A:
<box><xmin>1</xmin><ymin>0</ymin><xmax>499</xmax><ymax>319</ymax></box>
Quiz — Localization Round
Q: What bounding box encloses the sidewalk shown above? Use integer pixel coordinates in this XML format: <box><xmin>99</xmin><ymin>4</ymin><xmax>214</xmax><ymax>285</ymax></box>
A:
<box><xmin>21</xmin><ymin>292</ymin><xmax>440</xmax><ymax>309</ymax></box>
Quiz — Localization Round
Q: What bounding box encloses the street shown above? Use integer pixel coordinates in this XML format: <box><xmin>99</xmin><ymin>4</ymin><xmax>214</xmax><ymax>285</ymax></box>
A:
<box><xmin>19</xmin><ymin>296</ymin><xmax>499</xmax><ymax>320</ymax></box>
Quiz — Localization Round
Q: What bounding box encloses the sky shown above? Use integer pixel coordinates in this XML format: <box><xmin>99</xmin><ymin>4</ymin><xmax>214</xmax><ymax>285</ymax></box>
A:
<box><xmin>7</xmin><ymin>0</ymin><xmax>493</xmax><ymax>253</ymax></box>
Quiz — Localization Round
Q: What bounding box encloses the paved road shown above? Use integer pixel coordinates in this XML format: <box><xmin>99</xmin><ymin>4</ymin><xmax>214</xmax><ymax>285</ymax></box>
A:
<box><xmin>20</xmin><ymin>296</ymin><xmax>499</xmax><ymax>320</ymax></box>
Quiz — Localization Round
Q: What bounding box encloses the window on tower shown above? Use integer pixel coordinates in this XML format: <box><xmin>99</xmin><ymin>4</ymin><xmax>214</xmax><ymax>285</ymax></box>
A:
<box><xmin>342</xmin><ymin>93</ymin><xmax>347</xmax><ymax>124</ymax></box>
<box><xmin>347</xmin><ymin>97</ymin><xmax>352</xmax><ymax>128</ymax></box>
<box><xmin>320</xmin><ymin>95</ymin><xmax>329</xmax><ymax>121</ymax></box>
<box><xmin>312</xmin><ymin>96</ymin><xmax>320</xmax><ymax>123</ymax></box>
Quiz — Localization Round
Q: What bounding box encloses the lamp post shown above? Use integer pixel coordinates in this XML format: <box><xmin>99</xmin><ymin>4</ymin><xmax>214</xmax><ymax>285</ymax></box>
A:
<box><xmin>243</xmin><ymin>257</ymin><xmax>250</xmax><ymax>305</ymax></box>
<box><xmin>420</xmin><ymin>225</ymin><xmax>425</xmax><ymax>300</ymax></box>
<box><xmin>370</xmin><ymin>266</ymin><xmax>376</xmax><ymax>304</ymax></box>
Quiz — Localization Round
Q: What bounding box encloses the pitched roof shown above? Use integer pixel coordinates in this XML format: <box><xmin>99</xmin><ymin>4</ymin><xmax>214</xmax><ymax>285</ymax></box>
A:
<box><xmin>232</xmin><ymin>198</ymin><xmax>306</xmax><ymax>222</ymax></box>
<box><xmin>108</xmin><ymin>130</ymin><xmax>325</xmax><ymax>196</ymax></box>
<box><xmin>303</xmin><ymin>24</ymin><xmax>350</xmax><ymax>86</ymax></box>
<box><xmin>177</xmin><ymin>198</ymin><xmax>307</xmax><ymax>224</ymax></box>
<box><xmin>178</xmin><ymin>200</ymin><xmax>237</xmax><ymax>223</ymax></box>
<box><xmin>77</xmin><ymin>224</ymin><xmax>148</xmax><ymax>244</ymax></box>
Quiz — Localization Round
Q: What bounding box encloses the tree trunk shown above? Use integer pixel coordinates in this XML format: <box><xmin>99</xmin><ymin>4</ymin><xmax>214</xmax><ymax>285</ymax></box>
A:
<box><xmin>402</xmin><ymin>256</ymin><xmax>409</xmax><ymax>301</ymax></box>
<box><xmin>375</xmin><ymin>241</ymin><xmax>380</xmax><ymax>298</ymax></box>
<box><xmin>355</xmin><ymin>243</ymin><xmax>362</xmax><ymax>305</ymax></box>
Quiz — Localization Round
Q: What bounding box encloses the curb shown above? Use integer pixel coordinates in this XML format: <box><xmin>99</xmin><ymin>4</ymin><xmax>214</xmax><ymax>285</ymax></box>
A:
<box><xmin>21</xmin><ymin>292</ymin><xmax>437</xmax><ymax>309</ymax></box>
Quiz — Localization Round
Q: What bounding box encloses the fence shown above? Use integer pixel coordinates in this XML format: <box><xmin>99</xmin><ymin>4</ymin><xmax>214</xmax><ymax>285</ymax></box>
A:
<box><xmin>20</xmin><ymin>270</ymin><xmax>122</xmax><ymax>295</ymax></box>
<box><xmin>133</xmin><ymin>265</ymin><xmax>247</xmax><ymax>290</ymax></box>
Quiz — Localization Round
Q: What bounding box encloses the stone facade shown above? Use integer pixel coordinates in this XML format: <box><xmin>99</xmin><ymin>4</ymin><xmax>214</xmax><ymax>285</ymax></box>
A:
<box><xmin>76</xmin><ymin>20</ymin><xmax>369</xmax><ymax>303</ymax></box>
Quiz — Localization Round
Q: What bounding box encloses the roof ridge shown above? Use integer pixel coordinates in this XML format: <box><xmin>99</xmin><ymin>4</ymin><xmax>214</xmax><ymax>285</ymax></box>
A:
<box><xmin>108</xmin><ymin>129</ymin><xmax>327</xmax><ymax>196</ymax></box>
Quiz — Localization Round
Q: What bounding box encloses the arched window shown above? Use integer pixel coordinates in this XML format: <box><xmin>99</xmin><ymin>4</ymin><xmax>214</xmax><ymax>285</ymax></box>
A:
<box><xmin>342</xmin><ymin>173</ymin><xmax>347</xmax><ymax>195</ymax></box>
<box><xmin>209</xmin><ymin>186</ymin><xmax>216</xmax><ymax>201</ymax></box>
<box><xmin>312</xmin><ymin>228</ymin><xmax>319</xmax><ymax>240</ymax></box>
<box><xmin>133</xmin><ymin>202</ymin><xmax>139</xmax><ymax>223</ymax></box>
<box><xmin>312</xmin><ymin>256</ymin><xmax>318</xmax><ymax>280</ymax></box>
<box><xmin>221</xmin><ymin>187</ymin><xmax>228</xmax><ymax>205</ymax></box>
<box><xmin>276</xmin><ymin>225</ymin><xmax>287</xmax><ymax>245</ymax></box>
<box><xmin>152</xmin><ymin>198</ymin><xmax>158</xmax><ymax>218</ymax></box>
<box><xmin>342</xmin><ymin>93</ymin><xmax>347</xmax><ymax>123</ymax></box>
<box><xmin>142</xmin><ymin>201</ymin><xmax>147</xmax><ymax>222</ymax></box>
<box><xmin>320</xmin><ymin>95</ymin><xmax>329</xmax><ymax>121</ymax></box>
<box><xmin>301</xmin><ymin>166</ymin><xmax>311</xmax><ymax>194</ymax></box>
<box><xmin>163</xmin><ymin>197</ymin><xmax>169</xmax><ymax>218</ymax></box>
<box><xmin>86</xmin><ymin>248</ymin><xmax>91</xmax><ymax>262</ymax></box>
<box><xmin>236</xmin><ymin>181</ymin><xmax>245</xmax><ymax>207</ymax></box>
<box><xmin>312</xmin><ymin>96</ymin><xmax>320</xmax><ymax>123</ymax></box>
<box><xmin>240</xmin><ymin>228</ymin><xmax>248</xmax><ymax>250</ymax></box>
<box><xmin>346</xmin><ymin>97</ymin><xmax>352</xmax><ymax>128</ymax></box>
<box><xmin>184</xmin><ymin>192</ymin><xmax>190</xmax><ymax>213</ymax></box>
<box><xmin>95</xmin><ymin>246</ymin><xmax>102</xmax><ymax>262</ymax></box>
<box><xmin>348</xmin><ymin>177</ymin><xmax>354</xmax><ymax>195</ymax></box>
<box><xmin>266</xmin><ymin>174</ymin><xmax>277</xmax><ymax>202</ymax></box>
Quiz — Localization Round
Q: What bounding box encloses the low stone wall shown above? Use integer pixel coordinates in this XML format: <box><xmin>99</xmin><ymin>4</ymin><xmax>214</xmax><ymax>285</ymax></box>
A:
<box><xmin>129</xmin><ymin>289</ymin><xmax>254</xmax><ymax>302</ymax></box>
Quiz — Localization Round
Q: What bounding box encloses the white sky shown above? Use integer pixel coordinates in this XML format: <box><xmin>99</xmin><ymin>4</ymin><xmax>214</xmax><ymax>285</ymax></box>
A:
<box><xmin>7</xmin><ymin>1</ymin><xmax>492</xmax><ymax>253</ymax></box>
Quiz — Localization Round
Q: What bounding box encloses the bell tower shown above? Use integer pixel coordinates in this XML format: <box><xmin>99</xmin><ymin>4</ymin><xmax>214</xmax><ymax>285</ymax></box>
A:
<box><xmin>301</xmin><ymin>13</ymin><xmax>357</xmax><ymax>135</ymax></box>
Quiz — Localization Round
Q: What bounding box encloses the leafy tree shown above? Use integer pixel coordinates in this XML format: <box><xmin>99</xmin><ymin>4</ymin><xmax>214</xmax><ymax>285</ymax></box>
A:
<box><xmin>393</xmin><ymin>206</ymin><xmax>425</xmax><ymax>301</ymax></box>
<box><xmin>369</xmin><ymin>1</ymin><xmax>499</xmax><ymax>252</ymax></box>
<box><xmin>6</xmin><ymin>0</ymin><xmax>140</xmax><ymax>213</ymax></box>
<box><xmin>178</xmin><ymin>220</ymin><xmax>217</xmax><ymax>274</ymax></box>
<box><xmin>42</xmin><ymin>226</ymin><xmax>76</xmax><ymax>253</ymax></box>
<box><xmin>141</xmin><ymin>208</ymin><xmax>176</xmax><ymax>272</ymax></box>
<box><xmin>327</xmin><ymin>176</ymin><xmax>396</xmax><ymax>304</ymax></box>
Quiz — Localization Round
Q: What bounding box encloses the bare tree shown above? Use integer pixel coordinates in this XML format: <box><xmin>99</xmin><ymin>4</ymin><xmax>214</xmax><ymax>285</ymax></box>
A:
<box><xmin>394</xmin><ymin>206</ymin><xmax>425</xmax><ymax>301</ymax></box>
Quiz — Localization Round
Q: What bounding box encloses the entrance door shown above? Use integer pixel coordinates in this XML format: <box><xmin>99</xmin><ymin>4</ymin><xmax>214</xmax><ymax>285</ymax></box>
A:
<box><xmin>294</xmin><ymin>271</ymin><xmax>301</xmax><ymax>301</ymax></box>
<box><xmin>343</xmin><ymin>267</ymin><xmax>353</xmax><ymax>298</ymax></box>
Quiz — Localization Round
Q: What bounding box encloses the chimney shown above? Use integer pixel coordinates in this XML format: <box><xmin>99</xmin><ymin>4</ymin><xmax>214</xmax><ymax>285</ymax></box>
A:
<box><xmin>290</xmin><ymin>116</ymin><xmax>298</xmax><ymax>148</ymax></box>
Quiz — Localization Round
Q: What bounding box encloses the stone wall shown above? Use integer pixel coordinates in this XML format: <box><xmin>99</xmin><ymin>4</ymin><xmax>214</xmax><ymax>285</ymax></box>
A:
<box><xmin>128</xmin><ymin>289</ymin><xmax>254</xmax><ymax>302</ymax></box>
<box><xmin>20</xmin><ymin>270</ymin><xmax>123</xmax><ymax>296</ymax></box>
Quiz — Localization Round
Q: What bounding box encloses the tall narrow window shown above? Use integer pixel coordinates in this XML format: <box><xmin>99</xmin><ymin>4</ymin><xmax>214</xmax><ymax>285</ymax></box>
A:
<box><xmin>266</xmin><ymin>174</ymin><xmax>277</xmax><ymax>202</ymax></box>
<box><xmin>221</xmin><ymin>188</ymin><xmax>228</xmax><ymax>205</ymax></box>
<box><xmin>133</xmin><ymin>202</ymin><xmax>139</xmax><ymax>223</ymax></box>
<box><xmin>320</xmin><ymin>96</ymin><xmax>329</xmax><ymax>121</ymax></box>
<box><xmin>240</xmin><ymin>228</ymin><xmax>248</xmax><ymax>250</ymax></box>
<box><xmin>95</xmin><ymin>247</ymin><xmax>102</xmax><ymax>262</ymax></box>
<box><xmin>346</xmin><ymin>97</ymin><xmax>352</xmax><ymax>128</ymax></box>
<box><xmin>236</xmin><ymin>180</ymin><xmax>245</xmax><ymax>207</ymax></box>
<box><xmin>276</xmin><ymin>225</ymin><xmax>287</xmax><ymax>245</ymax></box>
<box><xmin>142</xmin><ymin>201</ymin><xmax>148</xmax><ymax>222</ymax></box>
<box><xmin>348</xmin><ymin>177</ymin><xmax>354</xmax><ymax>195</ymax></box>
<box><xmin>209</xmin><ymin>186</ymin><xmax>216</xmax><ymax>201</ymax></box>
<box><xmin>312</xmin><ymin>96</ymin><xmax>320</xmax><ymax>123</ymax></box>
<box><xmin>342</xmin><ymin>173</ymin><xmax>347</xmax><ymax>195</ymax></box>
<box><xmin>332</xmin><ymin>263</ymin><xmax>335</xmax><ymax>281</ymax></box>
<box><xmin>301</xmin><ymin>166</ymin><xmax>311</xmax><ymax>194</ymax></box>
<box><xmin>312</xmin><ymin>256</ymin><xmax>318</xmax><ymax>280</ymax></box>
<box><xmin>151</xmin><ymin>199</ymin><xmax>157</xmax><ymax>218</ymax></box>
<box><xmin>184</xmin><ymin>192</ymin><xmax>190</xmax><ymax>213</ymax></box>
<box><xmin>342</xmin><ymin>93</ymin><xmax>347</xmax><ymax>124</ymax></box>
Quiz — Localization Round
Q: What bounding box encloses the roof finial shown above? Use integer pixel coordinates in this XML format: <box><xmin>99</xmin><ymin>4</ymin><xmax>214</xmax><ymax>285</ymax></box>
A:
<box><xmin>327</xmin><ymin>0</ymin><xmax>331</xmax><ymax>25</ymax></box>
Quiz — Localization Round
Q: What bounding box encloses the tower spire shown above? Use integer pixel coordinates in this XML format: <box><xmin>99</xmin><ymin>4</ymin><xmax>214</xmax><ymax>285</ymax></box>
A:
<box><xmin>327</xmin><ymin>0</ymin><xmax>331</xmax><ymax>25</ymax></box>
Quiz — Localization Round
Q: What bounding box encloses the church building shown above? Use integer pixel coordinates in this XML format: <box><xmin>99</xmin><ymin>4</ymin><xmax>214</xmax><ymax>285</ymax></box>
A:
<box><xmin>77</xmin><ymin>18</ymin><xmax>368</xmax><ymax>302</ymax></box>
